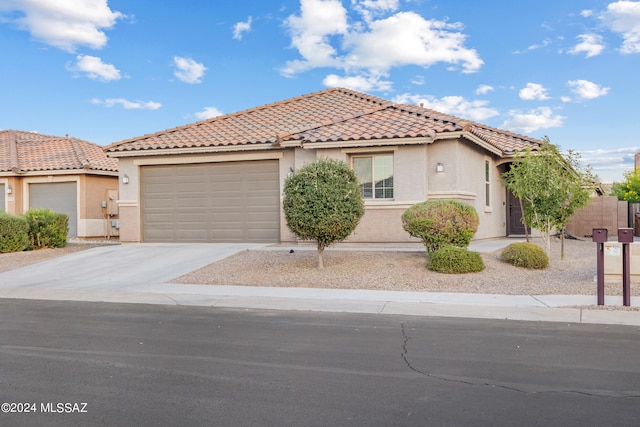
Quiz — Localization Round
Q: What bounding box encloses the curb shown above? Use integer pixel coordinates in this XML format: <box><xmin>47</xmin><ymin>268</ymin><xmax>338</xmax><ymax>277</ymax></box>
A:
<box><xmin>1</xmin><ymin>287</ymin><xmax>639</xmax><ymax>326</ymax></box>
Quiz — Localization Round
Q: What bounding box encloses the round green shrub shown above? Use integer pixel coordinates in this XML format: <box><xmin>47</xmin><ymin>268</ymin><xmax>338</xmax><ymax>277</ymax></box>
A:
<box><xmin>402</xmin><ymin>199</ymin><xmax>479</xmax><ymax>254</ymax></box>
<box><xmin>283</xmin><ymin>158</ymin><xmax>364</xmax><ymax>269</ymax></box>
<box><xmin>428</xmin><ymin>246</ymin><xmax>485</xmax><ymax>274</ymax></box>
<box><xmin>23</xmin><ymin>208</ymin><xmax>69</xmax><ymax>249</ymax></box>
<box><xmin>0</xmin><ymin>211</ymin><xmax>29</xmax><ymax>253</ymax></box>
<box><xmin>501</xmin><ymin>242</ymin><xmax>549</xmax><ymax>269</ymax></box>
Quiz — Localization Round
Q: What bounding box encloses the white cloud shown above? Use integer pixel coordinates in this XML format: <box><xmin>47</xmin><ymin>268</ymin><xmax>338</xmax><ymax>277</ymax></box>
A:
<box><xmin>353</xmin><ymin>0</ymin><xmax>399</xmax><ymax>22</ymax></box>
<box><xmin>561</xmin><ymin>96</ymin><xmax>572</xmax><ymax>103</ymax></box>
<box><xmin>233</xmin><ymin>16</ymin><xmax>252</xmax><ymax>40</ymax></box>
<box><xmin>410</xmin><ymin>75</ymin><xmax>425</xmax><ymax>86</ymax></box>
<box><xmin>323</xmin><ymin>72</ymin><xmax>393</xmax><ymax>91</ymax></box>
<box><xmin>393</xmin><ymin>93</ymin><xmax>499</xmax><ymax>121</ymax></box>
<box><xmin>581</xmin><ymin>10</ymin><xmax>595</xmax><ymax>18</ymax></box>
<box><xmin>173</xmin><ymin>56</ymin><xmax>207</xmax><ymax>84</ymax></box>
<box><xmin>580</xmin><ymin>147</ymin><xmax>639</xmax><ymax>182</ymax></box>
<box><xmin>475</xmin><ymin>84</ymin><xmax>494</xmax><ymax>95</ymax></box>
<box><xmin>0</xmin><ymin>0</ymin><xmax>123</xmax><ymax>52</ymax></box>
<box><xmin>600</xmin><ymin>0</ymin><xmax>640</xmax><ymax>54</ymax></box>
<box><xmin>281</xmin><ymin>1</ymin><xmax>483</xmax><ymax>87</ymax></box>
<box><xmin>568</xmin><ymin>33</ymin><xmax>605</xmax><ymax>57</ymax></box>
<box><xmin>343</xmin><ymin>12</ymin><xmax>483</xmax><ymax>73</ymax></box>
<box><xmin>68</xmin><ymin>55</ymin><xmax>121</xmax><ymax>81</ymax></box>
<box><xmin>92</xmin><ymin>98</ymin><xmax>161</xmax><ymax>110</ymax></box>
<box><xmin>581</xmin><ymin>147</ymin><xmax>638</xmax><ymax>165</ymax></box>
<box><xmin>501</xmin><ymin>107</ymin><xmax>565</xmax><ymax>133</ymax></box>
<box><xmin>519</xmin><ymin>83</ymin><xmax>550</xmax><ymax>101</ymax></box>
<box><xmin>281</xmin><ymin>0</ymin><xmax>349</xmax><ymax>76</ymax></box>
<box><xmin>195</xmin><ymin>106</ymin><xmax>223</xmax><ymax>120</ymax></box>
<box><xmin>513</xmin><ymin>38</ymin><xmax>551</xmax><ymax>54</ymax></box>
<box><xmin>567</xmin><ymin>79</ymin><xmax>610</xmax><ymax>99</ymax></box>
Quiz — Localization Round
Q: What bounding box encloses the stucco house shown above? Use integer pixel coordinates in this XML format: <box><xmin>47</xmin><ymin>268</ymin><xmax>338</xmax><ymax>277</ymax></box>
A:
<box><xmin>104</xmin><ymin>88</ymin><xmax>542</xmax><ymax>244</ymax></box>
<box><xmin>0</xmin><ymin>130</ymin><xmax>119</xmax><ymax>238</ymax></box>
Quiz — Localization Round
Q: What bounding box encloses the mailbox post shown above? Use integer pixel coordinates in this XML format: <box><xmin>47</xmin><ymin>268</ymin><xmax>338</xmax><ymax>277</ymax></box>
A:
<box><xmin>592</xmin><ymin>228</ymin><xmax>608</xmax><ymax>306</ymax></box>
<box><xmin>618</xmin><ymin>228</ymin><xmax>633</xmax><ymax>307</ymax></box>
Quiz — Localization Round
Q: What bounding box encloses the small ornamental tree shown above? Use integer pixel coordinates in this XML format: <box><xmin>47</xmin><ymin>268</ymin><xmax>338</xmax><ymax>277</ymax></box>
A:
<box><xmin>402</xmin><ymin>199</ymin><xmax>479</xmax><ymax>254</ymax></box>
<box><xmin>283</xmin><ymin>158</ymin><xmax>364</xmax><ymax>269</ymax></box>
<box><xmin>502</xmin><ymin>138</ymin><xmax>594</xmax><ymax>258</ymax></box>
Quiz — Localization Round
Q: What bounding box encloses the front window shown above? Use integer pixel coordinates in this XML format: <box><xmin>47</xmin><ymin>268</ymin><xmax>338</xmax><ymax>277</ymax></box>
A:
<box><xmin>353</xmin><ymin>154</ymin><xmax>393</xmax><ymax>199</ymax></box>
<box><xmin>485</xmin><ymin>160</ymin><xmax>491</xmax><ymax>207</ymax></box>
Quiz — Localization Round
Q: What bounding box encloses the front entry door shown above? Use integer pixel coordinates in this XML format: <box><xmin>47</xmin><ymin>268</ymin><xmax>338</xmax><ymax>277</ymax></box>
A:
<box><xmin>507</xmin><ymin>190</ymin><xmax>530</xmax><ymax>235</ymax></box>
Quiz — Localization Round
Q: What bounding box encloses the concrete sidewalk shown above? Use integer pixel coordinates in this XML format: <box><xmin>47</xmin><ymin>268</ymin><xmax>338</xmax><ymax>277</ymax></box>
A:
<box><xmin>0</xmin><ymin>239</ymin><xmax>638</xmax><ymax>326</ymax></box>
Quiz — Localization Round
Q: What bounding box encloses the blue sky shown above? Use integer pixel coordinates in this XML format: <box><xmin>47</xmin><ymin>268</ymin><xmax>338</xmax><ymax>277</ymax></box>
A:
<box><xmin>1</xmin><ymin>0</ymin><xmax>639</xmax><ymax>183</ymax></box>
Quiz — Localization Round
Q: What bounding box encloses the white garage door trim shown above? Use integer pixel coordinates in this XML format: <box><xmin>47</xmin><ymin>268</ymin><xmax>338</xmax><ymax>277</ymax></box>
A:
<box><xmin>141</xmin><ymin>160</ymin><xmax>280</xmax><ymax>243</ymax></box>
<box><xmin>28</xmin><ymin>182</ymin><xmax>78</xmax><ymax>238</ymax></box>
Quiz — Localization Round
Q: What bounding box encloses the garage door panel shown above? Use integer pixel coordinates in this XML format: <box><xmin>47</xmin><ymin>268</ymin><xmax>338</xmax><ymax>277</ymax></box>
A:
<box><xmin>176</xmin><ymin>199</ymin><xmax>208</xmax><ymax>209</ymax></box>
<box><xmin>29</xmin><ymin>182</ymin><xmax>77</xmax><ymax>238</ymax></box>
<box><xmin>142</xmin><ymin>160</ymin><xmax>279</xmax><ymax>243</ymax></box>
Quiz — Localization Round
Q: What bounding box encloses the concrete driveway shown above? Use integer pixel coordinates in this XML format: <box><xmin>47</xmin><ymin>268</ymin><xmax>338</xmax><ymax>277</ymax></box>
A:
<box><xmin>0</xmin><ymin>243</ymin><xmax>265</xmax><ymax>292</ymax></box>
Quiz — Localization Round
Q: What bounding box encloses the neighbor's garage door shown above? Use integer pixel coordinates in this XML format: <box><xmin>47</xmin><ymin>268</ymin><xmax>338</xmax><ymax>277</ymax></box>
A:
<box><xmin>141</xmin><ymin>160</ymin><xmax>280</xmax><ymax>243</ymax></box>
<box><xmin>29</xmin><ymin>182</ymin><xmax>77</xmax><ymax>237</ymax></box>
<box><xmin>0</xmin><ymin>184</ymin><xmax>5</xmax><ymax>211</ymax></box>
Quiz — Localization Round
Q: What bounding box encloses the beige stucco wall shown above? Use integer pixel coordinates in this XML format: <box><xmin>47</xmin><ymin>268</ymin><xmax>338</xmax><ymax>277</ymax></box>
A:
<box><xmin>113</xmin><ymin>137</ymin><xmax>512</xmax><ymax>243</ymax></box>
<box><xmin>420</xmin><ymin>139</ymin><xmax>506</xmax><ymax>240</ymax></box>
<box><xmin>80</xmin><ymin>175</ymin><xmax>120</xmax><ymax>238</ymax></box>
<box><xmin>0</xmin><ymin>172</ymin><xmax>118</xmax><ymax>238</ymax></box>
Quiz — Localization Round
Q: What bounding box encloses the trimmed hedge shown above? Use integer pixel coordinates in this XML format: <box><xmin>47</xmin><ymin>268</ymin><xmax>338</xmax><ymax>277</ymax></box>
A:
<box><xmin>402</xmin><ymin>199</ymin><xmax>479</xmax><ymax>254</ymax></box>
<box><xmin>0</xmin><ymin>212</ymin><xmax>29</xmax><ymax>253</ymax></box>
<box><xmin>501</xmin><ymin>242</ymin><xmax>549</xmax><ymax>269</ymax></box>
<box><xmin>23</xmin><ymin>209</ymin><xmax>69</xmax><ymax>249</ymax></box>
<box><xmin>428</xmin><ymin>246</ymin><xmax>485</xmax><ymax>274</ymax></box>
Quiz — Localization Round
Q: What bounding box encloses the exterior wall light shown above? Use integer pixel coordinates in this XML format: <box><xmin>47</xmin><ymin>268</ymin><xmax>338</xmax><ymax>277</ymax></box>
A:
<box><xmin>122</xmin><ymin>174</ymin><xmax>129</xmax><ymax>184</ymax></box>
<box><xmin>436</xmin><ymin>162</ymin><xmax>445</xmax><ymax>173</ymax></box>
<box><xmin>6</xmin><ymin>186</ymin><xmax>12</xmax><ymax>194</ymax></box>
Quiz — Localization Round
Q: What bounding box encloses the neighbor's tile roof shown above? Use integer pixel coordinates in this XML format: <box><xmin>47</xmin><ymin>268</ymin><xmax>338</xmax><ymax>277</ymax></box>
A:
<box><xmin>0</xmin><ymin>130</ymin><xmax>118</xmax><ymax>174</ymax></box>
<box><xmin>105</xmin><ymin>88</ymin><xmax>542</xmax><ymax>155</ymax></box>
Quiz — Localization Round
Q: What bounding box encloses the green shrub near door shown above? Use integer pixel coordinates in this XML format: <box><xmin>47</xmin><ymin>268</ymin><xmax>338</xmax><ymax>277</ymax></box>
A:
<box><xmin>402</xmin><ymin>199</ymin><xmax>479</xmax><ymax>254</ymax></box>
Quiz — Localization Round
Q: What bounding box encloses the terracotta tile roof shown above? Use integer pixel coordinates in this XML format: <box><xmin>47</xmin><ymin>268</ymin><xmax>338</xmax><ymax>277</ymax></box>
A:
<box><xmin>0</xmin><ymin>130</ymin><xmax>118</xmax><ymax>174</ymax></box>
<box><xmin>105</xmin><ymin>88</ymin><xmax>392</xmax><ymax>153</ymax></box>
<box><xmin>104</xmin><ymin>88</ymin><xmax>542</xmax><ymax>156</ymax></box>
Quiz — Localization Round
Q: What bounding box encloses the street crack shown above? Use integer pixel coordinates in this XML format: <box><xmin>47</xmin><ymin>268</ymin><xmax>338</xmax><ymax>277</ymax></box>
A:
<box><xmin>400</xmin><ymin>321</ymin><xmax>640</xmax><ymax>399</ymax></box>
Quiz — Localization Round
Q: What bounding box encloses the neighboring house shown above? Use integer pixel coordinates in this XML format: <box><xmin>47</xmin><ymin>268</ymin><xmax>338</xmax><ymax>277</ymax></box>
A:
<box><xmin>104</xmin><ymin>88</ymin><xmax>543</xmax><ymax>244</ymax></box>
<box><xmin>0</xmin><ymin>130</ymin><xmax>119</xmax><ymax>238</ymax></box>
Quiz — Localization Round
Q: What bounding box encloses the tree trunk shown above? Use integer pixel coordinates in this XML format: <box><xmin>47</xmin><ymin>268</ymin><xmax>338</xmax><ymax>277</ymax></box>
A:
<box><xmin>519</xmin><ymin>198</ymin><xmax>529</xmax><ymax>242</ymax></box>
<box><xmin>317</xmin><ymin>243</ymin><xmax>324</xmax><ymax>269</ymax></box>
<box><xmin>561</xmin><ymin>228</ymin><xmax>565</xmax><ymax>260</ymax></box>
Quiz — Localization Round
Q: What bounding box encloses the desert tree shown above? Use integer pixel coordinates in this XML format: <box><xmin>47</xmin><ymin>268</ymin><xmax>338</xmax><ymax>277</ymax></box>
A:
<box><xmin>283</xmin><ymin>158</ymin><xmax>364</xmax><ymax>269</ymax></box>
<box><xmin>502</xmin><ymin>138</ymin><xmax>595</xmax><ymax>258</ymax></box>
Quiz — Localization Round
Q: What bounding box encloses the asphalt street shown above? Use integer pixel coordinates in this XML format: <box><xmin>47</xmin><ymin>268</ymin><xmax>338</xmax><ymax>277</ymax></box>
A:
<box><xmin>1</xmin><ymin>299</ymin><xmax>639</xmax><ymax>426</ymax></box>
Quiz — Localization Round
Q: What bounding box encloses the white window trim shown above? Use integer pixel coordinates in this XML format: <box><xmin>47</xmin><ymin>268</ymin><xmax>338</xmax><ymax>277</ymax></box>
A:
<box><xmin>351</xmin><ymin>152</ymin><xmax>395</xmax><ymax>201</ymax></box>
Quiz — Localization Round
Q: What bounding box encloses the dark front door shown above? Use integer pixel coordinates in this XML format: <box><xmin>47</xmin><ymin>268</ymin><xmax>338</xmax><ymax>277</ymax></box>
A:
<box><xmin>507</xmin><ymin>190</ymin><xmax>529</xmax><ymax>235</ymax></box>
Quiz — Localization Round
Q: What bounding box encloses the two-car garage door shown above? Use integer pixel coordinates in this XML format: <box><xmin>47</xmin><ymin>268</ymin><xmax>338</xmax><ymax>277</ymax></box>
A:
<box><xmin>141</xmin><ymin>160</ymin><xmax>280</xmax><ymax>243</ymax></box>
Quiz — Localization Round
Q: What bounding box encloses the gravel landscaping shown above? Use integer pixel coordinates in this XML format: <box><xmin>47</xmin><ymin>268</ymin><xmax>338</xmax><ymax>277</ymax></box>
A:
<box><xmin>3</xmin><ymin>237</ymin><xmax>639</xmax><ymax>311</ymax></box>
<box><xmin>172</xmin><ymin>237</ymin><xmax>640</xmax><ymax>298</ymax></box>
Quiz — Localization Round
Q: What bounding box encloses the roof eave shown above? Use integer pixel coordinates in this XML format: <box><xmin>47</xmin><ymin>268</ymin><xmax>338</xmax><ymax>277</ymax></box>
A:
<box><xmin>294</xmin><ymin>136</ymin><xmax>435</xmax><ymax>150</ymax></box>
<box><xmin>105</xmin><ymin>143</ymin><xmax>278</xmax><ymax>158</ymax></box>
<box><xmin>0</xmin><ymin>169</ymin><xmax>118</xmax><ymax>177</ymax></box>
<box><xmin>435</xmin><ymin>131</ymin><xmax>504</xmax><ymax>157</ymax></box>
